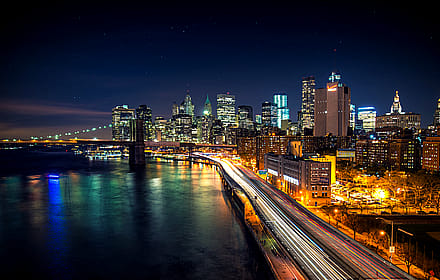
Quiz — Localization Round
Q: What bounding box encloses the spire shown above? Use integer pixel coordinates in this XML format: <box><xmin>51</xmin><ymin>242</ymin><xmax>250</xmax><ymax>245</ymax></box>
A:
<box><xmin>203</xmin><ymin>94</ymin><xmax>212</xmax><ymax>116</ymax></box>
<box><xmin>328</xmin><ymin>71</ymin><xmax>341</xmax><ymax>83</ymax></box>
<box><xmin>390</xmin><ymin>90</ymin><xmax>403</xmax><ymax>114</ymax></box>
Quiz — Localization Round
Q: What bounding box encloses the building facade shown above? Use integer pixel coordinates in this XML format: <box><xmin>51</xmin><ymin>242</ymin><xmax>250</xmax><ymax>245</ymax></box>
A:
<box><xmin>217</xmin><ymin>93</ymin><xmax>236</xmax><ymax>128</ymax></box>
<box><xmin>265</xmin><ymin>154</ymin><xmax>331</xmax><ymax>206</ymax></box>
<box><xmin>112</xmin><ymin>105</ymin><xmax>135</xmax><ymax>141</ymax></box>
<box><xmin>357</xmin><ymin>106</ymin><xmax>376</xmax><ymax>133</ymax></box>
<box><xmin>350</xmin><ymin>104</ymin><xmax>356</xmax><ymax>133</ymax></box>
<box><xmin>356</xmin><ymin>139</ymin><xmax>420</xmax><ymax>171</ymax></box>
<box><xmin>300</xmin><ymin>76</ymin><xmax>315</xmax><ymax>134</ymax></box>
<box><xmin>375</xmin><ymin>91</ymin><xmax>421</xmax><ymax>137</ymax></box>
<box><xmin>136</xmin><ymin>105</ymin><xmax>153</xmax><ymax>141</ymax></box>
<box><xmin>422</xmin><ymin>137</ymin><xmax>440</xmax><ymax>172</ymax></box>
<box><xmin>314</xmin><ymin>72</ymin><xmax>351</xmax><ymax>136</ymax></box>
<box><xmin>389</xmin><ymin>139</ymin><xmax>419</xmax><ymax>170</ymax></box>
<box><xmin>238</xmin><ymin>105</ymin><xmax>254</xmax><ymax>131</ymax></box>
<box><xmin>261</xmin><ymin>101</ymin><xmax>277</xmax><ymax>127</ymax></box>
<box><xmin>273</xmin><ymin>93</ymin><xmax>289</xmax><ymax>129</ymax></box>
<box><xmin>433</xmin><ymin>98</ymin><xmax>440</xmax><ymax>128</ymax></box>
<box><xmin>356</xmin><ymin>140</ymin><xmax>389</xmax><ymax>168</ymax></box>
<box><xmin>181</xmin><ymin>91</ymin><xmax>195</xmax><ymax>120</ymax></box>
<box><xmin>203</xmin><ymin>95</ymin><xmax>212</xmax><ymax>117</ymax></box>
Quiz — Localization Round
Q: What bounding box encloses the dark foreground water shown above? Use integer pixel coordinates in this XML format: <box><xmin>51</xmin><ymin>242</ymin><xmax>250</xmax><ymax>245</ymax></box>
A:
<box><xmin>0</xmin><ymin>153</ymin><xmax>270</xmax><ymax>279</ymax></box>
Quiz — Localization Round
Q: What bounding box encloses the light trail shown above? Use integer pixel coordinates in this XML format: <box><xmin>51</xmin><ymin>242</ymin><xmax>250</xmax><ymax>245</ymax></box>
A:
<box><xmin>198</xmin><ymin>154</ymin><xmax>414</xmax><ymax>280</ymax></box>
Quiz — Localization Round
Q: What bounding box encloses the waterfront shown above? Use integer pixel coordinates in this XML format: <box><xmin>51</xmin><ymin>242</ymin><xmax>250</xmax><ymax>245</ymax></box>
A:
<box><xmin>0</xmin><ymin>154</ymin><xmax>271</xmax><ymax>279</ymax></box>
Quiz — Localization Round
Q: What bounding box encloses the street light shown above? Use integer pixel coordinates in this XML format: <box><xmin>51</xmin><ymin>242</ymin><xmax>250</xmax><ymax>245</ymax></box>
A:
<box><xmin>376</xmin><ymin>217</ymin><xmax>394</xmax><ymax>262</ymax></box>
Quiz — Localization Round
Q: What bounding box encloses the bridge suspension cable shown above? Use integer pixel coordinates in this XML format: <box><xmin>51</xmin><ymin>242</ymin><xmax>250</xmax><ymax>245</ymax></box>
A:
<box><xmin>3</xmin><ymin>124</ymin><xmax>113</xmax><ymax>141</ymax></box>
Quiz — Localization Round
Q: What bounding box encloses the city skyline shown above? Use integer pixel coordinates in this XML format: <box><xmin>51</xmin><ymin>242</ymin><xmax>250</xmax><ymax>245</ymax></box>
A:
<box><xmin>1</xmin><ymin>2</ymin><xmax>439</xmax><ymax>138</ymax></box>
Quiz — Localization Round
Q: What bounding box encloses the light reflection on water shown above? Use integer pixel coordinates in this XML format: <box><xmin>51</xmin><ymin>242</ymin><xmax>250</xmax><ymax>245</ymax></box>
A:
<box><xmin>0</xmin><ymin>159</ymin><xmax>271</xmax><ymax>279</ymax></box>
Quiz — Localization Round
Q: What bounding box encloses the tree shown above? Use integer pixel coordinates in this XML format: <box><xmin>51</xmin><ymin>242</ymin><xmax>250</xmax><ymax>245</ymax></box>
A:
<box><xmin>423</xmin><ymin>172</ymin><xmax>440</xmax><ymax>211</ymax></box>
<box><xmin>408</xmin><ymin>171</ymin><xmax>430</xmax><ymax>211</ymax></box>
<box><xmin>433</xmin><ymin>190</ymin><xmax>440</xmax><ymax>214</ymax></box>
<box><xmin>321</xmin><ymin>205</ymin><xmax>333</xmax><ymax>224</ymax></box>
<box><xmin>399</xmin><ymin>238</ymin><xmax>416</xmax><ymax>274</ymax></box>
<box><xmin>344</xmin><ymin>213</ymin><xmax>361</xmax><ymax>241</ymax></box>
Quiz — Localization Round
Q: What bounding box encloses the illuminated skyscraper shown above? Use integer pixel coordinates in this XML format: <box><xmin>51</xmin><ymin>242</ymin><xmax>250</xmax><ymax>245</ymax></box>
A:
<box><xmin>112</xmin><ymin>105</ymin><xmax>135</xmax><ymax>141</ymax></box>
<box><xmin>376</xmin><ymin>91</ymin><xmax>420</xmax><ymax>136</ymax></box>
<box><xmin>154</xmin><ymin>116</ymin><xmax>167</xmax><ymax>141</ymax></box>
<box><xmin>300</xmin><ymin>76</ymin><xmax>315</xmax><ymax>133</ymax></box>
<box><xmin>350</xmin><ymin>104</ymin><xmax>356</xmax><ymax>132</ymax></box>
<box><xmin>238</xmin><ymin>105</ymin><xmax>254</xmax><ymax>130</ymax></box>
<box><xmin>216</xmin><ymin>92</ymin><xmax>236</xmax><ymax>128</ymax></box>
<box><xmin>261</xmin><ymin>101</ymin><xmax>277</xmax><ymax>127</ymax></box>
<box><xmin>203</xmin><ymin>94</ymin><xmax>212</xmax><ymax>116</ymax></box>
<box><xmin>314</xmin><ymin>71</ymin><xmax>351</xmax><ymax>136</ymax></box>
<box><xmin>255</xmin><ymin>114</ymin><xmax>262</xmax><ymax>124</ymax></box>
<box><xmin>273</xmin><ymin>93</ymin><xmax>289</xmax><ymax>129</ymax></box>
<box><xmin>136</xmin><ymin>105</ymin><xmax>154</xmax><ymax>141</ymax></box>
<box><xmin>433</xmin><ymin>98</ymin><xmax>440</xmax><ymax>127</ymax></box>
<box><xmin>390</xmin><ymin>90</ymin><xmax>403</xmax><ymax>114</ymax></box>
<box><xmin>357</xmin><ymin>106</ymin><xmax>376</xmax><ymax>133</ymax></box>
<box><xmin>182</xmin><ymin>90</ymin><xmax>195</xmax><ymax>119</ymax></box>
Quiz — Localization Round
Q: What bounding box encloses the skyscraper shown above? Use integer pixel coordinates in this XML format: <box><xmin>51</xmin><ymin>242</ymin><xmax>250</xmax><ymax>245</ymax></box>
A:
<box><xmin>375</xmin><ymin>91</ymin><xmax>421</xmax><ymax>136</ymax></box>
<box><xmin>136</xmin><ymin>105</ymin><xmax>154</xmax><ymax>141</ymax></box>
<box><xmin>203</xmin><ymin>94</ymin><xmax>212</xmax><ymax>116</ymax></box>
<box><xmin>112</xmin><ymin>105</ymin><xmax>136</xmax><ymax>141</ymax></box>
<box><xmin>255</xmin><ymin>114</ymin><xmax>262</xmax><ymax>124</ymax></box>
<box><xmin>300</xmin><ymin>76</ymin><xmax>315</xmax><ymax>134</ymax></box>
<box><xmin>273</xmin><ymin>93</ymin><xmax>289</xmax><ymax>129</ymax></box>
<box><xmin>390</xmin><ymin>90</ymin><xmax>403</xmax><ymax>114</ymax></box>
<box><xmin>154</xmin><ymin>116</ymin><xmax>167</xmax><ymax>141</ymax></box>
<box><xmin>314</xmin><ymin>71</ymin><xmax>351</xmax><ymax>136</ymax></box>
<box><xmin>182</xmin><ymin>90</ymin><xmax>195</xmax><ymax>119</ymax></box>
<box><xmin>350</xmin><ymin>104</ymin><xmax>356</xmax><ymax>133</ymax></box>
<box><xmin>216</xmin><ymin>92</ymin><xmax>236</xmax><ymax>128</ymax></box>
<box><xmin>261</xmin><ymin>101</ymin><xmax>277</xmax><ymax>127</ymax></box>
<box><xmin>357</xmin><ymin>106</ymin><xmax>376</xmax><ymax>133</ymax></box>
<box><xmin>238</xmin><ymin>105</ymin><xmax>254</xmax><ymax>130</ymax></box>
<box><xmin>433</xmin><ymin>98</ymin><xmax>440</xmax><ymax>127</ymax></box>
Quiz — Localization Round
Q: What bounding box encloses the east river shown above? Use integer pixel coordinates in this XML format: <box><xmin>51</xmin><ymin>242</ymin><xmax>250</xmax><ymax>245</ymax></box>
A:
<box><xmin>0</xmin><ymin>153</ymin><xmax>271</xmax><ymax>279</ymax></box>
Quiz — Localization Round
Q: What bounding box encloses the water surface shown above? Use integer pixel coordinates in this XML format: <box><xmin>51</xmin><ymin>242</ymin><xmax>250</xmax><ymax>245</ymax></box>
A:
<box><xmin>0</xmin><ymin>157</ymin><xmax>270</xmax><ymax>279</ymax></box>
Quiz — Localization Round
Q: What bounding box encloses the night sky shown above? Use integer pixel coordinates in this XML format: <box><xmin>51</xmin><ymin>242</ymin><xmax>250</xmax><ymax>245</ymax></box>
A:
<box><xmin>1</xmin><ymin>2</ymin><xmax>439</xmax><ymax>139</ymax></box>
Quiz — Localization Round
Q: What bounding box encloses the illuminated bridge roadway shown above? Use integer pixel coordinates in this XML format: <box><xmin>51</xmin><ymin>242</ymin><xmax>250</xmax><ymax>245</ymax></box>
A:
<box><xmin>197</xmin><ymin>154</ymin><xmax>414</xmax><ymax>280</ymax></box>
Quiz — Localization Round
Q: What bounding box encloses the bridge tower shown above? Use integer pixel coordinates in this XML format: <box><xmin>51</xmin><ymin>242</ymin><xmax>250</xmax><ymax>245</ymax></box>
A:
<box><xmin>129</xmin><ymin>119</ymin><xmax>145</xmax><ymax>166</ymax></box>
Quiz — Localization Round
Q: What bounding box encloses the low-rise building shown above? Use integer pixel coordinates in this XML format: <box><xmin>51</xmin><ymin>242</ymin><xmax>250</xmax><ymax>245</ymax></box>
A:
<box><xmin>265</xmin><ymin>153</ymin><xmax>331</xmax><ymax>206</ymax></box>
<box><xmin>422</xmin><ymin>137</ymin><xmax>440</xmax><ymax>172</ymax></box>
<box><xmin>356</xmin><ymin>139</ymin><xmax>420</xmax><ymax>171</ymax></box>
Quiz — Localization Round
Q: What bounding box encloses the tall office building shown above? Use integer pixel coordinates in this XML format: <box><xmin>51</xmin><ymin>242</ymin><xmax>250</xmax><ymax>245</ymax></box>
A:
<box><xmin>350</xmin><ymin>104</ymin><xmax>356</xmax><ymax>132</ymax></box>
<box><xmin>172</xmin><ymin>102</ymin><xmax>179</xmax><ymax>117</ymax></box>
<box><xmin>255</xmin><ymin>114</ymin><xmax>262</xmax><ymax>124</ymax></box>
<box><xmin>112</xmin><ymin>105</ymin><xmax>136</xmax><ymax>141</ymax></box>
<box><xmin>136</xmin><ymin>105</ymin><xmax>154</xmax><ymax>141</ymax></box>
<box><xmin>357</xmin><ymin>106</ymin><xmax>376</xmax><ymax>133</ymax></box>
<box><xmin>216</xmin><ymin>92</ymin><xmax>236</xmax><ymax>128</ymax></box>
<box><xmin>433</xmin><ymin>98</ymin><xmax>440</xmax><ymax>127</ymax></box>
<box><xmin>182</xmin><ymin>90</ymin><xmax>195</xmax><ymax>118</ymax></box>
<box><xmin>391</xmin><ymin>90</ymin><xmax>403</xmax><ymax>114</ymax></box>
<box><xmin>376</xmin><ymin>91</ymin><xmax>421</xmax><ymax>136</ymax></box>
<box><xmin>203</xmin><ymin>94</ymin><xmax>212</xmax><ymax>116</ymax></box>
<box><xmin>314</xmin><ymin>71</ymin><xmax>351</xmax><ymax>136</ymax></box>
<box><xmin>238</xmin><ymin>105</ymin><xmax>254</xmax><ymax>130</ymax></box>
<box><xmin>154</xmin><ymin>116</ymin><xmax>167</xmax><ymax>141</ymax></box>
<box><xmin>273</xmin><ymin>93</ymin><xmax>289</xmax><ymax>129</ymax></box>
<box><xmin>172</xmin><ymin>114</ymin><xmax>192</xmax><ymax>142</ymax></box>
<box><xmin>300</xmin><ymin>76</ymin><xmax>315</xmax><ymax>133</ymax></box>
<box><xmin>261</xmin><ymin>101</ymin><xmax>277</xmax><ymax>127</ymax></box>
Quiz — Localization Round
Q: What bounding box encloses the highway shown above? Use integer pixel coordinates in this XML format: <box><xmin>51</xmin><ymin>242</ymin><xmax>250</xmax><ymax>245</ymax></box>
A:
<box><xmin>200</xmin><ymin>154</ymin><xmax>414</xmax><ymax>280</ymax></box>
